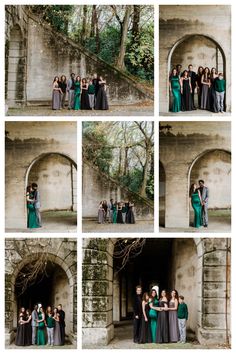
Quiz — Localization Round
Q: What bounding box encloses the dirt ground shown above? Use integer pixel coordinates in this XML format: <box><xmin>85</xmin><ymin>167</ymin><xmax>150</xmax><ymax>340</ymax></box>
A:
<box><xmin>82</xmin><ymin>219</ymin><xmax>154</xmax><ymax>233</ymax></box>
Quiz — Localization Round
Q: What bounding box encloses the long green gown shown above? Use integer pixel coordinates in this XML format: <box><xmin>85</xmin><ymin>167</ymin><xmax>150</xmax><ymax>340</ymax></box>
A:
<box><xmin>170</xmin><ymin>76</ymin><xmax>181</xmax><ymax>112</ymax></box>
<box><xmin>149</xmin><ymin>298</ymin><xmax>158</xmax><ymax>342</ymax></box>
<box><xmin>27</xmin><ymin>193</ymin><xmax>40</xmax><ymax>229</ymax></box>
<box><xmin>74</xmin><ymin>81</ymin><xmax>81</xmax><ymax>110</ymax></box>
<box><xmin>37</xmin><ymin>313</ymin><xmax>46</xmax><ymax>345</ymax></box>
<box><xmin>191</xmin><ymin>191</ymin><xmax>203</xmax><ymax>228</ymax></box>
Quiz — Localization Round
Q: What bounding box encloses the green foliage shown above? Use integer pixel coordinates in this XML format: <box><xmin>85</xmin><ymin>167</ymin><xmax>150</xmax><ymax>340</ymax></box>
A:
<box><xmin>118</xmin><ymin>169</ymin><xmax>144</xmax><ymax>194</ymax></box>
<box><xmin>30</xmin><ymin>5</ymin><xmax>74</xmax><ymax>35</ymax></box>
<box><xmin>146</xmin><ymin>174</ymin><xmax>154</xmax><ymax>200</ymax></box>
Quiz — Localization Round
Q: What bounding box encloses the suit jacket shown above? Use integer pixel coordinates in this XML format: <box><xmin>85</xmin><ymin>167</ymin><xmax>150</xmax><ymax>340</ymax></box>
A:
<box><xmin>34</xmin><ymin>190</ymin><xmax>41</xmax><ymax>209</ymax></box>
<box><xmin>199</xmin><ymin>186</ymin><xmax>209</xmax><ymax>204</ymax></box>
<box><xmin>133</xmin><ymin>294</ymin><xmax>142</xmax><ymax>318</ymax></box>
<box><xmin>58</xmin><ymin>310</ymin><xmax>66</xmax><ymax>327</ymax></box>
<box><xmin>188</xmin><ymin>71</ymin><xmax>197</xmax><ymax>89</ymax></box>
<box><xmin>31</xmin><ymin>309</ymin><xmax>38</xmax><ymax>327</ymax></box>
<box><xmin>67</xmin><ymin>78</ymin><xmax>75</xmax><ymax>91</ymax></box>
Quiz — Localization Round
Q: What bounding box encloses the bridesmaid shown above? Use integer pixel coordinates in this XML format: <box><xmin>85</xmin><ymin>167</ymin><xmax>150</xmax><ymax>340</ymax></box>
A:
<box><xmin>126</xmin><ymin>202</ymin><xmax>135</xmax><ymax>224</ymax></box>
<box><xmin>53</xmin><ymin>308</ymin><xmax>62</xmax><ymax>346</ymax></box>
<box><xmin>15</xmin><ymin>307</ymin><xmax>27</xmax><ymax>346</ymax></box>
<box><xmin>201</xmin><ymin>67</ymin><xmax>211</xmax><ymax>110</ymax></box>
<box><xmin>95</xmin><ymin>76</ymin><xmax>109</xmax><ymax>110</ymax></box>
<box><xmin>52</xmin><ymin>76</ymin><xmax>62</xmax><ymax>110</ymax></box>
<box><xmin>196</xmin><ymin>66</ymin><xmax>204</xmax><ymax>108</ymax></box>
<box><xmin>148</xmin><ymin>287</ymin><xmax>160</xmax><ymax>343</ymax></box>
<box><xmin>139</xmin><ymin>292</ymin><xmax>151</xmax><ymax>343</ymax></box>
<box><xmin>156</xmin><ymin>290</ymin><xmax>169</xmax><ymax>343</ymax></box>
<box><xmin>25</xmin><ymin>309</ymin><xmax>32</xmax><ymax>346</ymax></box>
<box><xmin>117</xmin><ymin>202</ymin><xmax>123</xmax><ymax>223</ymax></box>
<box><xmin>37</xmin><ymin>307</ymin><xmax>46</xmax><ymax>345</ymax></box>
<box><xmin>81</xmin><ymin>78</ymin><xmax>91</xmax><ymax>109</ymax></box>
<box><xmin>74</xmin><ymin>76</ymin><xmax>81</xmax><ymax>110</ymax></box>
<box><xmin>112</xmin><ymin>202</ymin><xmax>117</xmax><ymax>224</ymax></box>
<box><xmin>189</xmin><ymin>183</ymin><xmax>202</xmax><ymax>228</ymax></box>
<box><xmin>180</xmin><ymin>70</ymin><xmax>194</xmax><ymax>111</ymax></box>
<box><xmin>169</xmin><ymin>68</ymin><xmax>181</xmax><ymax>112</ymax></box>
<box><xmin>210</xmin><ymin>67</ymin><xmax>218</xmax><ymax>112</ymax></box>
<box><xmin>168</xmin><ymin>290</ymin><xmax>179</xmax><ymax>343</ymax></box>
<box><xmin>98</xmin><ymin>201</ymin><xmax>105</xmax><ymax>224</ymax></box>
<box><xmin>26</xmin><ymin>186</ymin><xmax>39</xmax><ymax>229</ymax></box>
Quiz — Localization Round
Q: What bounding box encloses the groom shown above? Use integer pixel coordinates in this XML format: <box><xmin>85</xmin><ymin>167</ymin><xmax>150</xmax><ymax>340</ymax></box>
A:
<box><xmin>198</xmin><ymin>179</ymin><xmax>209</xmax><ymax>227</ymax></box>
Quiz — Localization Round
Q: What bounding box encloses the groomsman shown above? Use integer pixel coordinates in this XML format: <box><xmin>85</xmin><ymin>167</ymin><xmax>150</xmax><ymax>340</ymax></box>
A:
<box><xmin>198</xmin><ymin>179</ymin><xmax>209</xmax><ymax>227</ymax></box>
<box><xmin>58</xmin><ymin>304</ymin><xmax>66</xmax><ymax>345</ymax></box>
<box><xmin>188</xmin><ymin>64</ymin><xmax>197</xmax><ymax>109</ymax></box>
<box><xmin>133</xmin><ymin>285</ymin><xmax>142</xmax><ymax>343</ymax></box>
<box><xmin>31</xmin><ymin>304</ymin><xmax>38</xmax><ymax>345</ymax></box>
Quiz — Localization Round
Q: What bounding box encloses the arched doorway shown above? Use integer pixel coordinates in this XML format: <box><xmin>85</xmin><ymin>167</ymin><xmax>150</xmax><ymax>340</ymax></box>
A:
<box><xmin>168</xmin><ymin>34</ymin><xmax>226</xmax><ymax>110</ymax></box>
<box><xmin>112</xmin><ymin>238</ymin><xmax>199</xmax><ymax>342</ymax></box>
<box><xmin>159</xmin><ymin>161</ymin><xmax>166</xmax><ymax>227</ymax></box>
<box><xmin>25</xmin><ymin>152</ymin><xmax>77</xmax><ymax>228</ymax></box>
<box><xmin>6</xmin><ymin>25</ymin><xmax>26</xmax><ymax>106</ymax></box>
<box><xmin>9</xmin><ymin>251</ymin><xmax>75</xmax><ymax>344</ymax></box>
<box><xmin>188</xmin><ymin>149</ymin><xmax>231</xmax><ymax>228</ymax></box>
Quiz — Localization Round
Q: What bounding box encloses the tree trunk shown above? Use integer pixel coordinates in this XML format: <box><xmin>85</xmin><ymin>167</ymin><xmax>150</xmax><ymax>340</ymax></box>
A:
<box><xmin>81</xmin><ymin>5</ymin><xmax>88</xmax><ymax>45</ymax></box>
<box><xmin>140</xmin><ymin>144</ymin><xmax>152</xmax><ymax>198</ymax></box>
<box><xmin>131</xmin><ymin>5</ymin><xmax>140</xmax><ymax>45</ymax></box>
<box><xmin>90</xmin><ymin>5</ymin><xmax>96</xmax><ymax>37</ymax></box>
<box><xmin>116</xmin><ymin>5</ymin><xmax>132</xmax><ymax>70</ymax></box>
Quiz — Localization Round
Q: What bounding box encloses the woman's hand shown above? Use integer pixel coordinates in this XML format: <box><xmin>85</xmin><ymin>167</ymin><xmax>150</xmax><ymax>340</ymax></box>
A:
<box><xmin>145</xmin><ymin>317</ymin><xmax>148</xmax><ymax>322</ymax></box>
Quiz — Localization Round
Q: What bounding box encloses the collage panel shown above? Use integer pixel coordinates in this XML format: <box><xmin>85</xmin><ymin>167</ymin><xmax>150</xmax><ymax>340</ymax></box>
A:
<box><xmin>5</xmin><ymin>5</ymin><xmax>154</xmax><ymax>117</ymax></box>
<box><xmin>82</xmin><ymin>237</ymin><xmax>231</xmax><ymax>349</ymax></box>
<box><xmin>82</xmin><ymin>121</ymin><xmax>154</xmax><ymax>233</ymax></box>
<box><xmin>159</xmin><ymin>5</ymin><xmax>231</xmax><ymax>116</ymax></box>
<box><xmin>159</xmin><ymin>121</ymin><xmax>231</xmax><ymax>233</ymax></box>
<box><xmin>5</xmin><ymin>237</ymin><xmax>77</xmax><ymax>348</ymax></box>
<box><xmin>5</xmin><ymin>121</ymin><xmax>77</xmax><ymax>233</ymax></box>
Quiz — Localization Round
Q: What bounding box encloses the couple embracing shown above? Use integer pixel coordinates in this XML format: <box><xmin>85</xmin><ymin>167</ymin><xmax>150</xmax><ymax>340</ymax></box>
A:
<box><xmin>189</xmin><ymin>179</ymin><xmax>209</xmax><ymax>228</ymax></box>
<box><xmin>26</xmin><ymin>183</ymin><xmax>41</xmax><ymax>229</ymax></box>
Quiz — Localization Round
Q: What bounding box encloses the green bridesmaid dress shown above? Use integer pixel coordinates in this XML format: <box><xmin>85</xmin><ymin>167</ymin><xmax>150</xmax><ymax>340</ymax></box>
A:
<box><xmin>37</xmin><ymin>313</ymin><xmax>46</xmax><ymax>345</ymax></box>
<box><xmin>149</xmin><ymin>298</ymin><xmax>158</xmax><ymax>342</ymax></box>
<box><xmin>27</xmin><ymin>193</ymin><xmax>40</xmax><ymax>229</ymax></box>
<box><xmin>191</xmin><ymin>191</ymin><xmax>203</xmax><ymax>228</ymax></box>
<box><xmin>74</xmin><ymin>81</ymin><xmax>81</xmax><ymax>110</ymax></box>
<box><xmin>113</xmin><ymin>206</ymin><xmax>117</xmax><ymax>224</ymax></box>
<box><xmin>170</xmin><ymin>76</ymin><xmax>181</xmax><ymax>112</ymax></box>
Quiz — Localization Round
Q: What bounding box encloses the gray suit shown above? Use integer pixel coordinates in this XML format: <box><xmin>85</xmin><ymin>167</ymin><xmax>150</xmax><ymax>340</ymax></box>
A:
<box><xmin>31</xmin><ymin>309</ymin><xmax>38</xmax><ymax>344</ymax></box>
<box><xmin>34</xmin><ymin>190</ymin><xmax>42</xmax><ymax>227</ymax></box>
<box><xmin>67</xmin><ymin>78</ymin><xmax>75</xmax><ymax>109</ymax></box>
<box><xmin>199</xmin><ymin>186</ymin><xmax>209</xmax><ymax>226</ymax></box>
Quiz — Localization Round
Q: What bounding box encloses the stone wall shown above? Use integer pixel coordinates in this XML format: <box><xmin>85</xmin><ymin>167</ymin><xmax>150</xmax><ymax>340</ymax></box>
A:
<box><xmin>82</xmin><ymin>162</ymin><xmax>154</xmax><ymax>220</ymax></box>
<box><xmin>5</xmin><ymin>5</ymin><xmax>153</xmax><ymax>107</ymax></box>
<box><xmin>5</xmin><ymin>121</ymin><xmax>77</xmax><ymax>229</ymax></box>
<box><xmin>5</xmin><ymin>238</ymin><xmax>77</xmax><ymax>345</ymax></box>
<box><xmin>82</xmin><ymin>238</ymin><xmax>231</xmax><ymax>347</ymax></box>
<box><xmin>159</xmin><ymin>5</ymin><xmax>231</xmax><ymax>113</ymax></box>
<box><xmin>159</xmin><ymin>121</ymin><xmax>231</xmax><ymax>228</ymax></box>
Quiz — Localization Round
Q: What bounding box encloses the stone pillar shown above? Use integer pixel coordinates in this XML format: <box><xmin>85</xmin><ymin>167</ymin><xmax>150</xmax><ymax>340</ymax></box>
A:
<box><xmin>165</xmin><ymin>163</ymin><xmax>189</xmax><ymax>228</ymax></box>
<box><xmin>82</xmin><ymin>239</ymin><xmax>114</xmax><ymax>347</ymax></box>
<box><xmin>113</xmin><ymin>273</ymin><xmax>120</xmax><ymax>322</ymax></box>
<box><xmin>198</xmin><ymin>238</ymin><xmax>231</xmax><ymax>345</ymax></box>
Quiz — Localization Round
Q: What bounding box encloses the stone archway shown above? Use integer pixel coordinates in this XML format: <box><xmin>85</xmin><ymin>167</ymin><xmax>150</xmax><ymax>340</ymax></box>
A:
<box><xmin>188</xmin><ymin>149</ymin><xmax>231</xmax><ymax>227</ymax></box>
<box><xmin>5</xmin><ymin>238</ymin><xmax>77</xmax><ymax>346</ymax></box>
<box><xmin>167</xmin><ymin>34</ymin><xmax>226</xmax><ymax>111</ymax></box>
<box><xmin>25</xmin><ymin>152</ymin><xmax>77</xmax><ymax>227</ymax></box>
<box><xmin>6</xmin><ymin>24</ymin><xmax>26</xmax><ymax>107</ymax></box>
<box><xmin>159</xmin><ymin>161</ymin><xmax>166</xmax><ymax>227</ymax></box>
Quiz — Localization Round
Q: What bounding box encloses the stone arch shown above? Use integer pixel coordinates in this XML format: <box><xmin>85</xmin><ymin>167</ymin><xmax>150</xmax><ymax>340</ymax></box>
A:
<box><xmin>6</xmin><ymin>248</ymin><xmax>76</xmax><ymax>345</ymax></box>
<box><xmin>188</xmin><ymin>148</ymin><xmax>231</xmax><ymax>225</ymax></box>
<box><xmin>167</xmin><ymin>34</ymin><xmax>227</xmax><ymax>111</ymax></box>
<box><xmin>159</xmin><ymin>160</ymin><xmax>166</xmax><ymax>227</ymax></box>
<box><xmin>6</xmin><ymin>24</ymin><xmax>26</xmax><ymax>106</ymax></box>
<box><xmin>24</xmin><ymin>152</ymin><xmax>77</xmax><ymax>219</ymax></box>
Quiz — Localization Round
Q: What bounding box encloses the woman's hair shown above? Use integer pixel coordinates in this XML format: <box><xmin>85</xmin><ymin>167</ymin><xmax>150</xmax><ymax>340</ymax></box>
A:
<box><xmin>82</xmin><ymin>78</ymin><xmax>87</xmax><ymax>84</ymax></box>
<box><xmin>60</xmin><ymin>75</ymin><xmax>67</xmax><ymax>82</ymax></box>
<box><xmin>171</xmin><ymin>289</ymin><xmax>179</xmax><ymax>300</ymax></box>
<box><xmin>189</xmin><ymin>183</ymin><xmax>196</xmax><ymax>197</ymax></box>
<box><xmin>197</xmin><ymin>66</ymin><xmax>204</xmax><ymax>75</ymax></box>
<box><xmin>211</xmin><ymin>67</ymin><xmax>217</xmax><ymax>77</ymax></box>
<box><xmin>159</xmin><ymin>289</ymin><xmax>168</xmax><ymax>300</ymax></box>
<box><xmin>75</xmin><ymin>76</ymin><xmax>81</xmax><ymax>82</ymax></box>
<box><xmin>181</xmin><ymin>70</ymin><xmax>189</xmax><ymax>78</ymax></box>
<box><xmin>142</xmin><ymin>292</ymin><xmax>149</xmax><ymax>301</ymax></box>
<box><xmin>170</xmin><ymin>68</ymin><xmax>178</xmax><ymax>79</ymax></box>
<box><xmin>46</xmin><ymin>306</ymin><xmax>52</xmax><ymax>314</ymax></box>
<box><xmin>203</xmin><ymin>67</ymin><xmax>210</xmax><ymax>79</ymax></box>
<box><xmin>53</xmin><ymin>76</ymin><xmax>59</xmax><ymax>83</ymax></box>
<box><xmin>26</xmin><ymin>185</ymin><xmax>31</xmax><ymax>193</ymax></box>
<box><xmin>26</xmin><ymin>309</ymin><xmax>31</xmax><ymax>315</ymax></box>
<box><xmin>150</xmin><ymin>289</ymin><xmax>157</xmax><ymax>299</ymax></box>
<box><xmin>19</xmin><ymin>307</ymin><xmax>25</xmax><ymax>315</ymax></box>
